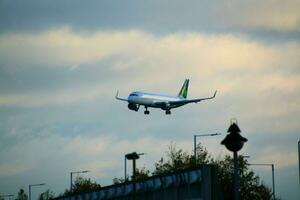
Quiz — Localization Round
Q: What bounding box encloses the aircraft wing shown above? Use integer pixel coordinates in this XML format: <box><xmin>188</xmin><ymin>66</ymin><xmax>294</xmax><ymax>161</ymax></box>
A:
<box><xmin>167</xmin><ymin>90</ymin><xmax>217</xmax><ymax>106</ymax></box>
<box><xmin>115</xmin><ymin>91</ymin><xmax>128</xmax><ymax>102</ymax></box>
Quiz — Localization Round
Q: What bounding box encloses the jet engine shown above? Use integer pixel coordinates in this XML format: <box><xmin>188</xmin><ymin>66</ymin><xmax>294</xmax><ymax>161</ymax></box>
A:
<box><xmin>128</xmin><ymin>103</ymin><xmax>139</xmax><ymax>111</ymax></box>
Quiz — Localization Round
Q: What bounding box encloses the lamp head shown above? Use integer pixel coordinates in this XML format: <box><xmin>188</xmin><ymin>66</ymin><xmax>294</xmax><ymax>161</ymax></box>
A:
<box><xmin>221</xmin><ymin>122</ymin><xmax>247</xmax><ymax>152</ymax></box>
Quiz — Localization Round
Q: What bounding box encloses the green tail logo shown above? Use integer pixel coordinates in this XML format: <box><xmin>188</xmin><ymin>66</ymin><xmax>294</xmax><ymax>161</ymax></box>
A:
<box><xmin>178</xmin><ymin>79</ymin><xmax>189</xmax><ymax>98</ymax></box>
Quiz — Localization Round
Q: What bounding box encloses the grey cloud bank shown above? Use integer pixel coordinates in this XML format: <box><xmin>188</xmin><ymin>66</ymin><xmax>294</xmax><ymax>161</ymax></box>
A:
<box><xmin>1</xmin><ymin>0</ymin><xmax>299</xmax><ymax>40</ymax></box>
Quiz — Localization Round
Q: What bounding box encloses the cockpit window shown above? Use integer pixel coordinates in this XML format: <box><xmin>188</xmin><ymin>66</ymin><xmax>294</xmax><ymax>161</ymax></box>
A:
<box><xmin>130</xmin><ymin>93</ymin><xmax>138</xmax><ymax>97</ymax></box>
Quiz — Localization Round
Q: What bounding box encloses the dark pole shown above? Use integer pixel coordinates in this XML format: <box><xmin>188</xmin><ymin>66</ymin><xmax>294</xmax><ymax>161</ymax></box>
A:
<box><xmin>28</xmin><ymin>183</ymin><xmax>45</xmax><ymax>200</ymax></box>
<box><xmin>70</xmin><ymin>170</ymin><xmax>89</xmax><ymax>191</ymax></box>
<box><xmin>194</xmin><ymin>135</ymin><xmax>197</xmax><ymax>164</ymax></box>
<box><xmin>125</xmin><ymin>152</ymin><xmax>144</xmax><ymax>200</ymax></box>
<box><xmin>124</xmin><ymin>155</ymin><xmax>127</xmax><ymax>182</ymax></box>
<box><xmin>70</xmin><ymin>172</ymin><xmax>73</xmax><ymax>191</ymax></box>
<box><xmin>233</xmin><ymin>151</ymin><xmax>239</xmax><ymax>200</ymax></box>
<box><xmin>249</xmin><ymin>164</ymin><xmax>275</xmax><ymax>200</ymax></box>
<box><xmin>29</xmin><ymin>185</ymin><xmax>31</xmax><ymax>200</ymax></box>
<box><xmin>221</xmin><ymin>121</ymin><xmax>247</xmax><ymax>200</ymax></box>
<box><xmin>193</xmin><ymin>133</ymin><xmax>221</xmax><ymax>164</ymax></box>
<box><xmin>298</xmin><ymin>140</ymin><xmax>300</xmax><ymax>192</ymax></box>
<box><xmin>133</xmin><ymin>158</ymin><xmax>136</xmax><ymax>200</ymax></box>
<box><xmin>271</xmin><ymin>164</ymin><xmax>275</xmax><ymax>200</ymax></box>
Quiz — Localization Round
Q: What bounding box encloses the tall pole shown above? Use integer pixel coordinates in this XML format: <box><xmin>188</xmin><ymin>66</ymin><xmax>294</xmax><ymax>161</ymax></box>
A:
<box><xmin>70</xmin><ymin>172</ymin><xmax>73</xmax><ymax>191</ymax></box>
<box><xmin>28</xmin><ymin>183</ymin><xmax>45</xmax><ymax>200</ymax></box>
<box><xmin>233</xmin><ymin>151</ymin><xmax>239</xmax><ymax>200</ymax></box>
<box><xmin>194</xmin><ymin>135</ymin><xmax>196</xmax><ymax>164</ymax></box>
<box><xmin>271</xmin><ymin>164</ymin><xmax>275</xmax><ymax>200</ymax></box>
<box><xmin>124</xmin><ymin>155</ymin><xmax>127</xmax><ymax>182</ymax></box>
<box><xmin>298</xmin><ymin>140</ymin><xmax>300</xmax><ymax>191</ymax></box>
<box><xmin>133</xmin><ymin>158</ymin><xmax>136</xmax><ymax>200</ymax></box>
<box><xmin>193</xmin><ymin>133</ymin><xmax>221</xmax><ymax>164</ymax></box>
<box><xmin>29</xmin><ymin>185</ymin><xmax>31</xmax><ymax>200</ymax></box>
<box><xmin>70</xmin><ymin>170</ymin><xmax>89</xmax><ymax>191</ymax></box>
<box><xmin>249</xmin><ymin>164</ymin><xmax>275</xmax><ymax>200</ymax></box>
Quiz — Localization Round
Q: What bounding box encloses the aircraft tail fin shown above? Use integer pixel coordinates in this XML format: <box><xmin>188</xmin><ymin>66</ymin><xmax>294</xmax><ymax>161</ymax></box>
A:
<box><xmin>178</xmin><ymin>79</ymin><xmax>189</xmax><ymax>99</ymax></box>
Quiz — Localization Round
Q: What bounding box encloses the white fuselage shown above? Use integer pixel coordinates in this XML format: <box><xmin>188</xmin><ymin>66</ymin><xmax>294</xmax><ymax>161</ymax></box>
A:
<box><xmin>128</xmin><ymin>91</ymin><xmax>184</xmax><ymax>109</ymax></box>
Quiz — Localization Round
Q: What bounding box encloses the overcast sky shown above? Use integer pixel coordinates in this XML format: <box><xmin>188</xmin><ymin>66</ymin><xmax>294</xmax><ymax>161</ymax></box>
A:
<box><xmin>0</xmin><ymin>0</ymin><xmax>300</xmax><ymax>199</ymax></box>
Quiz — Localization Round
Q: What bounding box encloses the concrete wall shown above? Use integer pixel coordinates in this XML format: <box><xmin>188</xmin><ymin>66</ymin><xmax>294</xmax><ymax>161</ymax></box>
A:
<box><xmin>56</xmin><ymin>165</ymin><xmax>222</xmax><ymax>200</ymax></box>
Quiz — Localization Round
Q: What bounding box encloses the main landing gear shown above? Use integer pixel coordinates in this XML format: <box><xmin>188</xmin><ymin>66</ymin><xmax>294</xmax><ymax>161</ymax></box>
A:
<box><xmin>144</xmin><ymin>107</ymin><xmax>150</xmax><ymax>115</ymax></box>
<box><xmin>165</xmin><ymin>110</ymin><xmax>171</xmax><ymax>115</ymax></box>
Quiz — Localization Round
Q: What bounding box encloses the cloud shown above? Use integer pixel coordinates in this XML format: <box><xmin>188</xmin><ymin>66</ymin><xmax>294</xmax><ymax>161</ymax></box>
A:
<box><xmin>0</xmin><ymin>0</ymin><xmax>299</xmax><ymax>34</ymax></box>
<box><xmin>0</xmin><ymin>28</ymin><xmax>299</xmax><ymax>108</ymax></box>
<box><xmin>222</xmin><ymin>0</ymin><xmax>300</xmax><ymax>32</ymax></box>
<box><xmin>0</xmin><ymin>28</ymin><xmax>299</xmax><ymax>198</ymax></box>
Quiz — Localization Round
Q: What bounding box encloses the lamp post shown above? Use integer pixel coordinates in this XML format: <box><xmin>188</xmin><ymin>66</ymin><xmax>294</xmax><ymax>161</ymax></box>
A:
<box><xmin>298</xmin><ymin>140</ymin><xmax>300</xmax><ymax>191</ymax></box>
<box><xmin>248</xmin><ymin>163</ymin><xmax>275</xmax><ymax>200</ymax></box>
<box><xmin>29</xmin><ymin>183</ymin><xmax>45</xmax><ymax>200</ymax></box>
<box><xmin>70</xmin><ymin>170</ymin><xmax>89</xmax><ymax>191</ymax></box>
<box><xmin>221</xmin><ymin>120</ymin><xmax>248</xmax><ymax>200</ymax></box>
<box><xmin>193</xmin><ymin>133</ymin><xmax>221</xmax><ymax>164</ymax></box>
<box><xmin>125</xmin><ymin>152</ymin><xmax>145</xmax><ymax>181</ymax></box>
<box><xmin>125</xmin><ymin>152</ymin><xmax>145</xmax><ymax>200</ymax></box>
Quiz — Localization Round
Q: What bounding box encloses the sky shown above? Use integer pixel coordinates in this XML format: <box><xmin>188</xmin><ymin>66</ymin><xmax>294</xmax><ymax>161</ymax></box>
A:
<box><xmin>0</xmin><ymin>0</ymin><xmax>299</xmax><ymax>199</ymax></box>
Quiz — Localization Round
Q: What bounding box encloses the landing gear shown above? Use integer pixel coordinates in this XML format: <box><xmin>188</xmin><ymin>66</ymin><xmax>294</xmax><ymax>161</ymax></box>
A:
<box><xmin>165</xmin><ymin>110</ymin><xmax>171</xmax><ymax>115</ymax></box>
<box><xmin>135</xmin><ymin>105</ymin><xmax>140</xmax><ymax>112</ymax></box>
<box><xmin>144</xmin><ymin>107</ymin><xmax>150</xmax><ymax>115</ymax></box>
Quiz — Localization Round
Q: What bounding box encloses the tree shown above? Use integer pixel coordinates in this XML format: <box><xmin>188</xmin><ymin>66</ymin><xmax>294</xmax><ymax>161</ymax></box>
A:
<box><xmin>134</xmin><ymin>166</ymin><xmax>150</xmax><ymax>181</ymax></box>
<box><xmin>15</xmin><ymin>189</ymin><xmax>27</xmax><ymax>200</ymax></box>
<box><xmin>154</xmin><ymin>143</ymin><xmax>275</xmax><ymax>200</ymax></box>
<box><xmin>38</xmin><ymin>190</ymin><xmax>54</xmax><ymax>200</ymax></box>
<box><xmin>113</xmin><ymin>166</ymin><xmax>150</xmax><ymax>184</ymax></box>
<box><xmin>213</xmin><ymin>155</ymin><xmax>274</xmax><ymax>200</ymax></box>
<box><xmin>62</xmin><ymin>177</ymin><xmax>101</xmax><ymax>196</ymax></box>
<box><xmin>153</xmin><ymin>143</ymin><xmax>211</xmax><ymax>175</ymax></box>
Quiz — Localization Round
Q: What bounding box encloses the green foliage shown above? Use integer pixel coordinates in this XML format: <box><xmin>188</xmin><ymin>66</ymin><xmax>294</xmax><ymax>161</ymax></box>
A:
<box><xmin>213</xmin><ymin>155</ymin><xmax>274</xmax><ymax>200</ymax></box>
<box><xmin>38</xmin><ymin>190</ymin><xmax>55</xmax><ymax>200</ymax></box>
<box><xmin>62</xmin><ymin>177</ymin><xmax>101</xmax><ymax>196</ymax></box>
<box><xmin>153</xmin><ymin>143</ymin><xmax>211</xmax><ymax>175</ymax></box>
<box><xmin>110</xmin><ymin>143</ymin><xmax>277</xmax><ymax>200</ymax></box>
<box><xmin>154</xmin><ymin>143</ymin><xmax>275</xmax><ymax>200</ymax></box>
<box><xmin>15</xmin><ymin>189</ymin><xmax>28</xmax><ymax>200</ymax></box>
<box><xmin>113</xmin><ymin>166</ymin><xmax>150</xmax><ymax>184</ymax></box>
<box><xmin>134</xmin><ymin>166</ymin><xmax>150</xmax><ymax>181</ymax></box>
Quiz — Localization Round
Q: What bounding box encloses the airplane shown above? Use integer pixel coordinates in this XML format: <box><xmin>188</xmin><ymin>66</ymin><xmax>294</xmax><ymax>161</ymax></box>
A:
<box><xmin>115</xmin><ymin>79</ymin><xmax>217</xmax><ymax>115</ymax></box>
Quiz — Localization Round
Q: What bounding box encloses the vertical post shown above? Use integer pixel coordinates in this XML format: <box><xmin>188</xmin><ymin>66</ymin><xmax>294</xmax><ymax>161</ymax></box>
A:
<box><xmin>29</xmin><ymin>185</ymin><xmax>31</xmax><ymax>200</ymax></box>
<box><xmin>271</xmin><ymin>164</ymin><xmax>275</xmax><ymax>200</ymax></box>
<box><xmin>132</xmin><ymin>158</ymin><xmax>136</xmax><ymax>200</ymax></box>
<box><xmin>194</xmin><ymin>135</ymin><xmax>197</xmax><ymax>164</ymax></box>
<box><xmin>233</xmin><ymin>151</ymin><xmax>239</xmax><ymax>200</ymax></box>
<box><xmin>124</xmin><ymin>155</ymin><xmax>127</xmax><ymax>182</ymax></box>
<box><xmin>70</xmin><ymin>172</ymin><xmax>73</xmax><ymax>191</ymax></box>
<box><xmin>298</xmin><ymin>140</ymin><xmax>300</xmax><ymax>192</ymax></box>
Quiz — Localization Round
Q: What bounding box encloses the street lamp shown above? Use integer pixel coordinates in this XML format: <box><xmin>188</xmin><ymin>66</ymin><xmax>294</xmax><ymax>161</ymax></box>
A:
<box><xmin>221</xmin><ymin>121</ymin><xmax>248</xmax><ymax>200</ymax></box>
<box><xmin>249</xmin><ymin>163</ymin><xmax>275</xmax><ymax>200</ymax></box>
<box><xmin>124</xmin><ymin>152</ymin><xmax>145</xmax><ymax>181</ymax></box>
<box><xmin>125</xmin><ymin>152</ymin><xmax>145</xmax><ymax>200</ymax></box>
<box><xmin>29</xmin><ymin>183</ymin><xmax>45</xmax><ymax>200</ymax></box>
<box><xmin>70</xmin><ymin>170</ymin><xmax>89</xmax><ymax>191</ymax></box>
<box><xmin>194</xmin><ymin>133</ymin><xmax>221</xmax><ymax>164</ymax></box>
